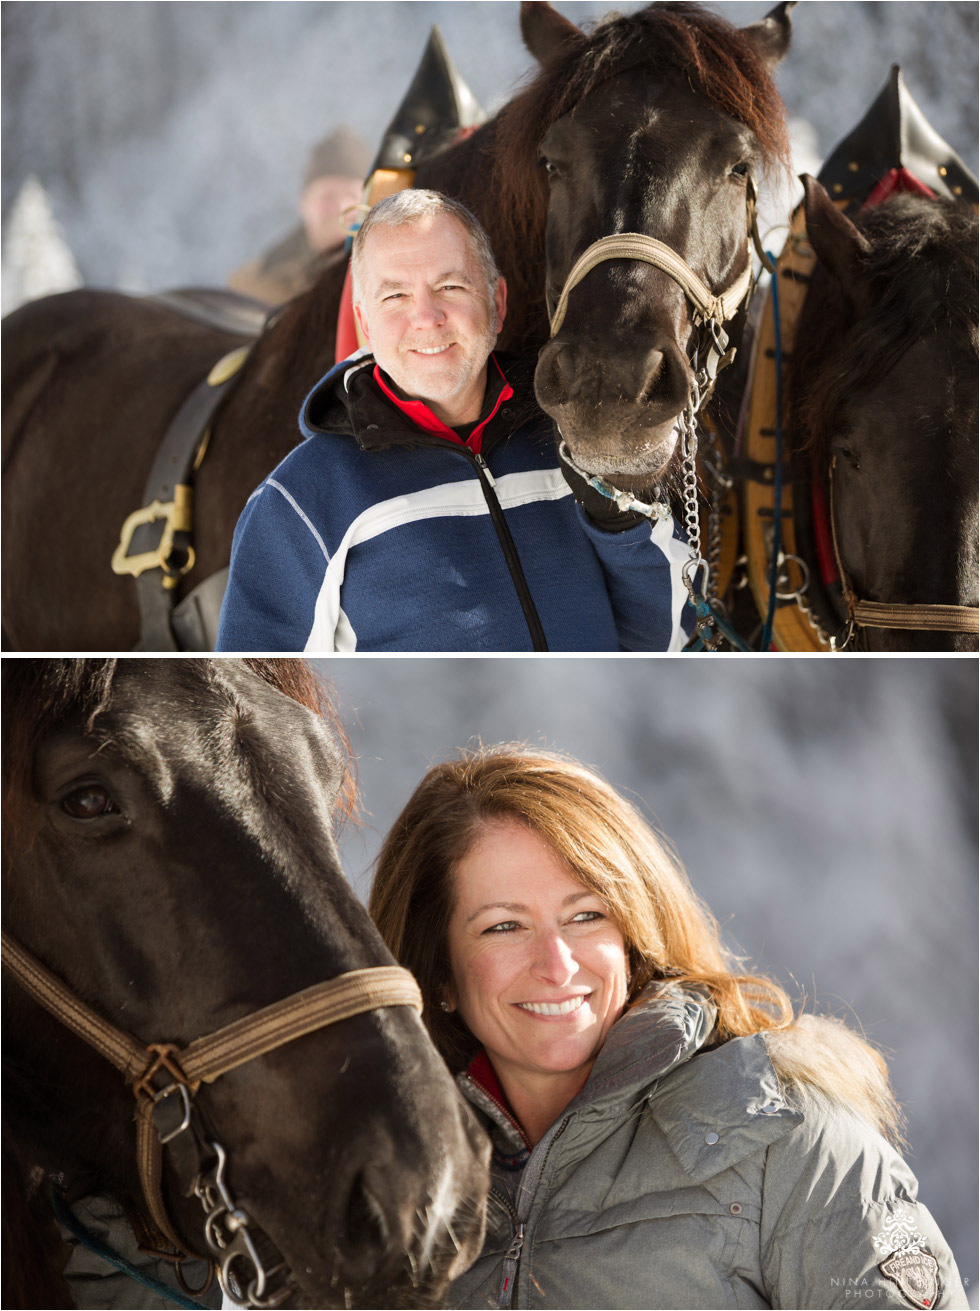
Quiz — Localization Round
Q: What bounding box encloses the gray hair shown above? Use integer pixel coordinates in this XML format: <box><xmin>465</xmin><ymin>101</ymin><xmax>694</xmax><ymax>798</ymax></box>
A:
<box><xmin>351</xmin><ymin>190</ymin><xmax>499</xmax><ymax>303</ymax></box>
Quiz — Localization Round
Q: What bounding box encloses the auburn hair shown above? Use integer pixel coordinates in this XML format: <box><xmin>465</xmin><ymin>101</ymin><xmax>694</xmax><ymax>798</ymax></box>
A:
<box><xmin>370</xmin><ymin>743</ymin><xmax>903</xmax><ymax>1142</ymax></box>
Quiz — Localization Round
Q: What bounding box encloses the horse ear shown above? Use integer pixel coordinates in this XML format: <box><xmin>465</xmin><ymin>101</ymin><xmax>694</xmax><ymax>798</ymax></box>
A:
<box><xmin>802</xmin><ymin>173</ymin><xmax>872</xmax><ymax>290</ymax></box>
<box><xmin>741</xmin><ymin>1</ymin><xmax>795</xmax><ymax>69</ymax></box>
<box><xmin>520</xmin><ymin>1</ymin><xmax>582</xmax><ymax>65</ymax></box>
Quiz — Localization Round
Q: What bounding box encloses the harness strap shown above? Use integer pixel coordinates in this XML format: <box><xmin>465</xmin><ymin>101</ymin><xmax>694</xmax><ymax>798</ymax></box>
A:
<box><xmin>178</xmin><ymin>967</ymin><xmax>423</xmax><ymax>1084</ymax></box>
<box><xmin>1</xmin><ymin>931</ymin><xmax>422</xmax><ymax>1086</ymax></box>
<box><xmin>827</xmin><ymin>456</ymin><xmax>980</xmax><ymax>638</ymax></box>
<box><xmin>851</xmin><ymin>601</ymin><xmax>980</xmax><ymax>634</ymax></box>
<box><xmin>1</xmin><ymin>932</ymin><xmax>147</xmax><ymax>1077</ymax></box>
<box><xmin>110</xmin><ymin>338</ymin><xmax>257</xmax><ymax>653</ymax></box>
<box><xmin>2</xmin><ymin>929</ymin><xmax>423</xmax><ymax>1269</ymax></box>
<box><xmin>549</xmin><ymin>232</ymin><xmax>752</xmax><ymax>337</ymax></box>
<box><xmin>135</xmin><ymin>1100</ymin><xmax>197</xmax><ymax>1259</ymax></box>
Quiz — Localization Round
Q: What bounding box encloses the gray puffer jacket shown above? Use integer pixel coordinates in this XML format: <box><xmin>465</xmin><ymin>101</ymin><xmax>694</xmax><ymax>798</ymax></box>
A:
<box><xmin>450</xmin><ymin>985</ymin><xmax>966</xmax><ymax>1310</ymax></box>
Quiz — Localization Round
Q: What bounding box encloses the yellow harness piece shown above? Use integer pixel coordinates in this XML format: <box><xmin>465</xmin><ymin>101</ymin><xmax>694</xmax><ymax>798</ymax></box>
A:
<box><xmin>738</xmin><ymin>201</ymin><xmax>847</xmax><ymax>651</ymax></box>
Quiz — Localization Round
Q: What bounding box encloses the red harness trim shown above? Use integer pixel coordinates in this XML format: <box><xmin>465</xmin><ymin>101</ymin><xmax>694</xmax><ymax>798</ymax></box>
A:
<box><xmin>336</xmin><ymin>262</ymin><xmax>361</xmax><ymax>363</ymax></box>
<box><xmin>373</xmin><ymin>356</ymin><xmax>513</xmax><ymax>454</ymax></box>
<box><xmin>809</xmin><ymin>166</ymin><xmax>940</xmax><ymax>586</ymax></box>
<box><xmin>864</xmin><ymin>166</ymin><xmax>938</xmax><ymax>208</ymax></box>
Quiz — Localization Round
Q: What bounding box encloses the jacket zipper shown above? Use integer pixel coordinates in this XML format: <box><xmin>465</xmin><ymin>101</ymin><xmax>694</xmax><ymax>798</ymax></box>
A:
<box><xmin>471</xmin><ymin>452</ymin><xmax>549</xmax><ymax>652</ymax></box>
<box><xmin>395</xmin><ymin>437</ymin><xmax>549</xmax><ymax>652</ymax></box>
<box><xmin>495</xmin><ymin>1116</ymin><xmax>572</xmax><ymax>1308</ymax></box>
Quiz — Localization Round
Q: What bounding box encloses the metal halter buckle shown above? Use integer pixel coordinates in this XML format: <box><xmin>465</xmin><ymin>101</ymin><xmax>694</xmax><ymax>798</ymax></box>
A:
<box><xmin>196</xmin><ymin>1142</ymin><xmax>294</xmax><ymax>1310</ymax></box>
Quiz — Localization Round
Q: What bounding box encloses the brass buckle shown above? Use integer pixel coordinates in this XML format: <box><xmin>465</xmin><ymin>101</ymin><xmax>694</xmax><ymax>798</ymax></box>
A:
<box><xmin>111</xmin><ymin>485</ymin><xmax>196</xmax><ymax>584</ymax></box>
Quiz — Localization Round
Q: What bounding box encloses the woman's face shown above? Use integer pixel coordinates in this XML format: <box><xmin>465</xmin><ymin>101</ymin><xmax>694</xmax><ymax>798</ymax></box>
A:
<box><xmin>445</xmin><ymin>819</ymin><xmax>630</xmax><ymax>1095</ymax></box>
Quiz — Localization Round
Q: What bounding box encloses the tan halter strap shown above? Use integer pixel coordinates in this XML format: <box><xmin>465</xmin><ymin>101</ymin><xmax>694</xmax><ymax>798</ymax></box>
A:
<box><xmin>828</xmin><ymin>457</ymin><xmax>980</xmax><ymax>638</ymax></box>
<box><xmin>1</xmin><ymin>930</ymin><xmax>423</xmax><ymax>1263</ymax></box>
<box><xmin>1</xmin><ymin>931</ymin><xmax>422</xmax><ymax>1086</ymax></box>
<box><xmin>549</xmin><ymin>231</ymin><xmax>752</xmax><ymax>338</ymax></box>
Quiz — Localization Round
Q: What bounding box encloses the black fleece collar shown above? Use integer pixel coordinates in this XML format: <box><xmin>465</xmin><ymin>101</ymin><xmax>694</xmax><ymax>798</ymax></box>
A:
<box><xmin>303</xmin><ymin>350</ymin><xmax>544</xmax><ymax>454</ymax></box>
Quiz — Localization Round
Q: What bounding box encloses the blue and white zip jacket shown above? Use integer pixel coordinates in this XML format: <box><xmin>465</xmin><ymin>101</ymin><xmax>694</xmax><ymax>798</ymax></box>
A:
<box><xmin>215</xmin><ymin>351</ymin><xmax>695</xmax><ymax>652</ymax></box>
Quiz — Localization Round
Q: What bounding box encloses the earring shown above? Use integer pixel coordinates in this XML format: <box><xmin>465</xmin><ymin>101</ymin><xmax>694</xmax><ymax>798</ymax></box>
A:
<box><xmin>439</xmin><ymin>1000</ymin><xmax>453</xmax><ymax>1013</ymax></box>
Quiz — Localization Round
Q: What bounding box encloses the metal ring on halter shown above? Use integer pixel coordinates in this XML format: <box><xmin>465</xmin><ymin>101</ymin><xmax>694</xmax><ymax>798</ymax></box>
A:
<box><xmin>153</xmin><ymin>1082</ymin><xmax>194</xmax><ymax>1145</ymax></box>
<box><xmin>774</xmin><ymin>553</ymin><xmax>811</xmax><ymax>603</ymax></box>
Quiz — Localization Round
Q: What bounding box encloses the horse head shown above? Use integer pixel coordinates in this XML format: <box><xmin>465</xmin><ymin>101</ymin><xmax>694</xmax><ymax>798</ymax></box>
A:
<box><xmin>512</xmin><ymin>0</ymin><xmax>793</xmax><ymax>489</ymax></box>
<box><xmin>2</xmin><ymin>659</ymin><xmax>489</xmax><ymax>1307</ymax></box>
<box><xmin>793</xmin><ymin>177</ymin><xmax>979</xmax><ymax>652</ymax></box>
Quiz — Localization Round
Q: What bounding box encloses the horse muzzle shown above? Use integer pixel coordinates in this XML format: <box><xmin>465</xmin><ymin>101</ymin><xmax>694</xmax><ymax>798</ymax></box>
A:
<box><xmin>535</xmin><ymin>332</ymin><xmax>690</xmax><ymax>482</ymax></box>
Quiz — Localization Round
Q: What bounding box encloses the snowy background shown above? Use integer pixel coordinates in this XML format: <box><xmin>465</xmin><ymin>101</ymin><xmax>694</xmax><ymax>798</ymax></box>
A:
<box><xmin>317</xmin><ymin>657</ymin><xmax>979</xmax><ymax>1302</ymax></box>
<box><xmin>2</xmin><ymin>1</ymin><xmax>978</xmax><ymax>309</ymax></box>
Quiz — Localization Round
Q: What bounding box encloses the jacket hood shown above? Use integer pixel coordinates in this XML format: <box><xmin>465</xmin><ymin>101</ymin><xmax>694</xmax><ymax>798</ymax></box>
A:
<box><xmin>298</xmin><ymin>349</ymin><xmax>542</xmax><ymax>451</ymax></box>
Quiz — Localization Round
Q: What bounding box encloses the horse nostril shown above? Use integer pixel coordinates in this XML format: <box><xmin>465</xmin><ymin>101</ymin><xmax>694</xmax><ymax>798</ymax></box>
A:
<box><xmin>345</xmin><ymin>1171</ymin><xmax>389</xmax><ymax>1275</ymax></box>
<box><xmin>551</xmin><ymin>341</ymin><xmax>580</xmax><ymax>389</ymax></box>
<box><xmin>640</xmin><ymin>349</ymin><xmax>666</xmax><ymax>401</ymax></box>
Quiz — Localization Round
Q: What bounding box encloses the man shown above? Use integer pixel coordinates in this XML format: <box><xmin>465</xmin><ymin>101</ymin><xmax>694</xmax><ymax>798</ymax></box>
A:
<box><xmin>216</xmin><ymin>190</ymin><xmax>694</xmax><ymax>652</ymax></box>
<box><xmin>228</xmin><ymin>126</ymin><xmax>369</xmax><ymax>306</ymax></box>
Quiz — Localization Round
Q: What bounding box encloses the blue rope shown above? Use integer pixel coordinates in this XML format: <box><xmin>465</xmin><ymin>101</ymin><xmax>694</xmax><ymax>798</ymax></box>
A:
<box><xmin>759</xmin><ymin>253</ymin><xmax>784</xmax><ymax>652</ymax></box>
<box><xmin>50</xmin><ymin>1190</ymin><xmax>210</xmax><ymax>1310</ymax></box>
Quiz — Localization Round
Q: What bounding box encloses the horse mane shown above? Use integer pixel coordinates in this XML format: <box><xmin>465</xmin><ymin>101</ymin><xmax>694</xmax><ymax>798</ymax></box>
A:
<box><xmin>2</xmin><ymin>659</ymin><xmax>357</xmax><ymax>842</ymax></box>
<box><xmin>788</xmin><ymin>194</ymin><xmax>980</xmax><ymax>458</ymax></box>
<box><xmin>487</xmin><ymin>1</ymin><xmax>791</xmax><ymax>324</ymax></box>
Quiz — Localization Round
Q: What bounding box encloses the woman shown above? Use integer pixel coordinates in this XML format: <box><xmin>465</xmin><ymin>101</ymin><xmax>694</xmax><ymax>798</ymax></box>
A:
<box><xmin>370</xmin><ymin>746</ymin><xmax>966</xmax><ymax>1311</ymax></box>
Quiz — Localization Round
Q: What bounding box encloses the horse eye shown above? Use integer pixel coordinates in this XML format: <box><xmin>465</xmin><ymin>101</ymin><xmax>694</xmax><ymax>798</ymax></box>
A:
<box><xmin>61</xmin><ymin>784</ymin><xmax>117</xmax><ymax>819</ymax></box>
<box><xmin>731</xmin><ymin>162</ymin><xmax>750</xmax><ymax>178</ymax></box>
<box><xmin>542</xmin><ymin>160</ymin><xmax>560</xmax><ymax>177</ymax></box>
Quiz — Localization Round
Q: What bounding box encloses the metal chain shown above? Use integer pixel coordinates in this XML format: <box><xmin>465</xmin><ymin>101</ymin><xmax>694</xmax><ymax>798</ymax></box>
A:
<box><xmin>698</xmin><ymin>426</ymin><xmax>732</xmax><ymax>608</ymax></box>
<box><xmin>770</xmin><ymin>549</ymin><xmax>838</xmax><ymax>651</ymax></box>
<box><xmin>795</xmin><ymin>591</ymin><xmax>837</xmax><ymax>650</ymax></box>
<box><xmin>677</xmin><ymin>371</ymin><xmax>727</xmax><ymax>651</ymax></box>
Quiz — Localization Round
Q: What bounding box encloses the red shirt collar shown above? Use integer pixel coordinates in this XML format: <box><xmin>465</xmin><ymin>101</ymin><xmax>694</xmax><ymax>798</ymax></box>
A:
<box><xmin>372</xmin><ymin>354</ymin><xmax>513</xmax><ymax>456</ymax></box>
<box><xmin>465</xmin><ymin>1050</ymin><xmax>531</xmax><ymax>1147</ymax></box>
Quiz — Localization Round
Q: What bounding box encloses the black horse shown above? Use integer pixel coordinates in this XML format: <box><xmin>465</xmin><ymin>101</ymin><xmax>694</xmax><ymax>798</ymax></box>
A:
<box><xmin>787</xmin><ymin>178</ymin><xmax>979</xmax><ymax>651</ymax></box>
<box><xmin>1</xmin><ymin>1</ymin><xmax>792</xmax><ymax>650</ymax></box>
<box><xmin>2</xmin><ymin>659</ymin><xmax>489</xmax><ymax>1308</ymax></box>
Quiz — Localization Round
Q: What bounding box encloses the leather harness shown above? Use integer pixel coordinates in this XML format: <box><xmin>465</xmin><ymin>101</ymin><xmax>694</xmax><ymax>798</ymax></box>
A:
<box><xmin>110</xmin><ymin>293</ymin><xmax>269</xmax><ymax>653</ymax></box>
<box><xmin>2</xmin><ymin>928</ymin><xmax>422</xmax><ymax>1305</ymax></box>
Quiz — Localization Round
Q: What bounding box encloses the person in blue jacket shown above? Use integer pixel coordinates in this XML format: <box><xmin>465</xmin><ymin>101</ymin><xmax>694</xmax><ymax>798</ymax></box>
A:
<box><xmin>216</xmin><ymin>190</ymin><xmax>695</xmax><ymax>652</ymax></box>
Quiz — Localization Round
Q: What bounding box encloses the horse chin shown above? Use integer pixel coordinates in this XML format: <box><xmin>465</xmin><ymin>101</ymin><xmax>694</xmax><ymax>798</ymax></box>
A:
<box><xmin>560</xmin><ymin>420</ymin><xmax>681</xmax><ymax>488</ymax></box>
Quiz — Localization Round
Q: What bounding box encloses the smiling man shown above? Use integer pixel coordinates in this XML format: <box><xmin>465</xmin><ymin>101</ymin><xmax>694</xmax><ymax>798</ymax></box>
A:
<box><xmin>216</xmin><ymin>190</ymin><xmax>695</xmax><ymax>652</ymax></box>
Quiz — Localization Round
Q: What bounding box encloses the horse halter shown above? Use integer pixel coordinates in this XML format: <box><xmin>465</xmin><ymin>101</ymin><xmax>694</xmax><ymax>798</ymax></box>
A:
<box><xmin>549</xmin><ymin>179</ymin><xmax>767</xmax><ymax>634</ymax></box>
<box><xmin>827</xmin><ymin>456</ymin><xmax>980</xmax><ymax>644</ymax></box>
<box><xmin>1</xmin><ymin>929</ymin><xmax>423</xmax><ymax>1309</ymax></box>
<box><xmin>549</xmin><ymin>231</ymin><xmax>752</xmax><ymax>342</ymax></box>
<box><xmin>548</xmin><ymin>175</ymin><xmax>767</xmax><ymax>355</ymax></box>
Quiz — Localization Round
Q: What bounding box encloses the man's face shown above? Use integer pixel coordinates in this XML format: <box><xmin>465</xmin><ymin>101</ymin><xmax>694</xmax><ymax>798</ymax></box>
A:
<box><xmin>354</xmin><ymin>212</ymin><xmax>507</xmax><ymax>427</ymax></box>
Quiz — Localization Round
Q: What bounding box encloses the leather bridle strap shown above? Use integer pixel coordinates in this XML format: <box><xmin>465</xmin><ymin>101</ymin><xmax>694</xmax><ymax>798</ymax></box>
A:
<box><xmin>1</xmin><ymin>930</ymin><xmax>423</xmax><ymax>1261</ymax></box>
<box><xmin>827</xmin><ymin>457</ymin><xmax>980</xmax><ymax>638</ymax></box>
<box><xmin>850</xmin><ymin>600</ymin><xmax>980</xmax><ymax>634</ymax></box>
<box><xmin>549</xmin><ymin>232</ymin><xmax>752</xmax><ymax>338</ymax></box>
<box><xmin>1</xmin><ymin>931</ymin><xmax>422</xmax><ymax>1085</ymax></box>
